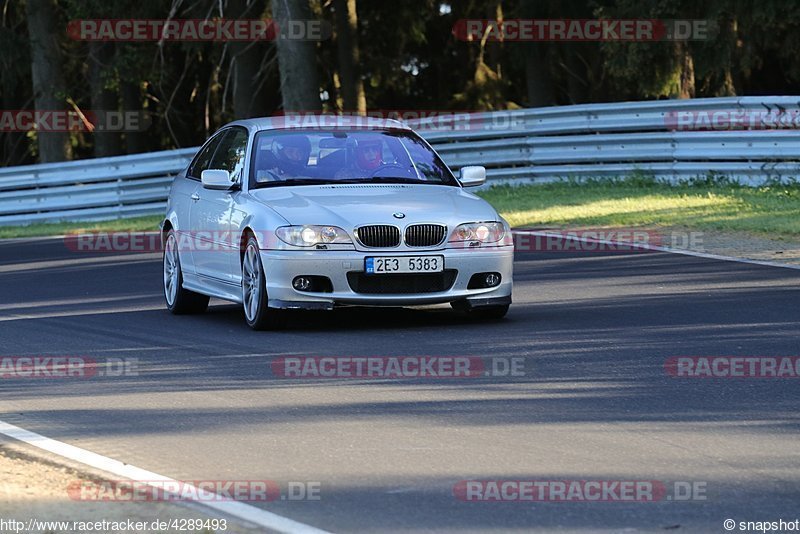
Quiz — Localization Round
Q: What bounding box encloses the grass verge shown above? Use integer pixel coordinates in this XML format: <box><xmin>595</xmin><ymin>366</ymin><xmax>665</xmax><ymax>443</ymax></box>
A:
<box><xmin>478</xmin><ymin>177</ymin><xmax>800</xmax><ymax>238</ymax></box>
<box><xmin>0</xmin><ymin>215</ymin><xmax>163</xmax><ymax>239</ymax></box>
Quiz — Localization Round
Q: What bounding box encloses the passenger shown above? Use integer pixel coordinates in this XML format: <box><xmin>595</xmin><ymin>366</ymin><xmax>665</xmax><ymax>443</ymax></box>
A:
<box><xmin>355</xmin><ymin>139</ymin><xmax>384</xmax><ymax>171</ymax></box>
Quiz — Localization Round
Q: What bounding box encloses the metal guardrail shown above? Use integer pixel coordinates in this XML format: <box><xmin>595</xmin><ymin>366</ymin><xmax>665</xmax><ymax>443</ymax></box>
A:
<box><xmin>411</xmin><ymin>96</ymin><xmax>800</xmax><ymax>184</ymax></box>
<box><xmin>0</xmin><ymin>148</ymin><xmax>196</xmax><ymax>225</ymax></box>
<box><xmin>2</xmin><ymin>96</ymin><xmax>800</xmax><ymax>225</ymax></box>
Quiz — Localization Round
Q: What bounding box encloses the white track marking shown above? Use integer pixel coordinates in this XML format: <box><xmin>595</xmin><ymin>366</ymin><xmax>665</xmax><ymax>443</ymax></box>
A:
<box><xmin>515</xmin><ymin>230</ymin><xmax>800</xmax><ymax>271</ymax></box>
<box><xmin>0</xmin><ymin>420</ymin><xmax>332</xmax><ymax>534</ymax></box>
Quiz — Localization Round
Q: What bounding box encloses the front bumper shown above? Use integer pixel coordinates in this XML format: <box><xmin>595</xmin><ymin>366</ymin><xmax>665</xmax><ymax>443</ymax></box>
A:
<box><xmin>259</xmin><ymin>247</ymin><xmax>513</xmax><ymax>310</ymax></box>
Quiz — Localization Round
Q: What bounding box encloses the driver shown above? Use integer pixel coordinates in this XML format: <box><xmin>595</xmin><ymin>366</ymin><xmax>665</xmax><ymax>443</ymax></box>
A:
<box><xmin>271</xmin><ymin>135</ymin><xmax>311</xmax><ymax>177</ymax></box>
<box><xmin>355</xmin><ymin>139</ymin><xmax>383</xmax><ymax>171</ymax></box>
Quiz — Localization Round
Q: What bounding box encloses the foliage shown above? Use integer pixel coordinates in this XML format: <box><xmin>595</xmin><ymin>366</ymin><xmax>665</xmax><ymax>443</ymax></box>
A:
<box><xmin>5</xmin><ymin>0</ymin><xmax>800</xmax><ymax>164</ymax></box>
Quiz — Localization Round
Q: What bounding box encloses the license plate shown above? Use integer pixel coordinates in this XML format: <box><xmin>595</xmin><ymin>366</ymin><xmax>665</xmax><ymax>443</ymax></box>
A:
<box><xmin>365</xmin><ymin>255</ymin><xmax>444</xmax><ymax>274</ymax></box>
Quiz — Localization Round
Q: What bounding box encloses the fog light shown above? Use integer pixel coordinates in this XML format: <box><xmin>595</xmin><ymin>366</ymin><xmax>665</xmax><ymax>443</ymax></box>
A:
<box><xmin>293</xmin><ymin>276</ymin><xmax>312</xmax><ymax>291</ymax></box>
<box><xmin>291</xmin><ymin>276</ymin><xmax>334</xmax><ymax>293</ymax></box>
<box><xmin>485</xmin><ymin>273</ymin><xmax>500</xmax><ymax>287</ymax></box>
<box><xmin>467</xmin><ymin>272</ymin><xmax>502</xmax><ymax>289</ymax></box>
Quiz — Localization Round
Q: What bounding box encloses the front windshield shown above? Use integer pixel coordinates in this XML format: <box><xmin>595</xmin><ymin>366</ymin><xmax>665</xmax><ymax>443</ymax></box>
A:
<box><xmin>249</xmin><ymin>128</ymin><xmax>458</xmax><ymax>187</ymax></box>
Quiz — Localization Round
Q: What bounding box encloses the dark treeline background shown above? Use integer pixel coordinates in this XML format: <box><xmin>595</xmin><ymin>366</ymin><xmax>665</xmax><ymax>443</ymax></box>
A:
<box><xmin>3</xmin><ymin>0</ymin><xmax>800</xmax><ymax>165</ymax></box>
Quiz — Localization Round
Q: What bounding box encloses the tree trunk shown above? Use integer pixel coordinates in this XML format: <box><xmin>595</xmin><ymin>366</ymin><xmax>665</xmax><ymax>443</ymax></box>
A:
<box><xmin>89</xmin><ymin>41</ymin><xmax>121</xmax><ymax>157</ymax></box>
<box><xmin>718</xmin><ymin>16</ymin><xmax>738</xmax><ymax>96</ymax></box>
<box><xmin>120</xmin><ymin>80</ymin><xmax>149</xmax><ymax>154</ymax></box>
<box><xmin>228</xmin><ymin>0</ymin><xmax>273</xmax><ymax>119</ymax></box>
<box><xmin>680</xmin><ymin>45</ymin><xmax>696</xmax><ymax>99</ymax></box>
<box><xmin>26</xmin><ymin>0</ymin><xmax>70</xmax><ymax>162</ymax></box>
<box><xmin>334</xmin><ymin>0</ymin><xmax>366</xmax><ymax>113</ymax></box>
<box><xmin>670</xmin><ymin>41</ymin><xmax>696</xmax><ymax>99</ymax></box>
<box><xmin>231</xmin><ymin>43</ymin><xmax>276</xmax><ymax>118</ymax></box>
<box><xmin>525</xmin><ymin>43</ymin><xmax>555</xmax><ymax>107</ymax></box>
<box><xmin>272</xmin><ymin>0</ymin><xmax>322</xmax><ymax>112</ymax></box>
<box><xmin>563</xmin><ymin>45</ymin><xmax>589</xmax><ymax>104</ymax></box>
<box><xmin>1</xmin><ymin>82</ymin><xmax>30</xmax><ymax>166</ymax></box>
<box><xmin>483</xmin><ymin>1</ymin><xmax>504</xmax><ymax>80</ymax></box>
<box><xmin>0</xmin><ymin>0</ymin><xmax>29</xmax><ymax>165</ymax></box>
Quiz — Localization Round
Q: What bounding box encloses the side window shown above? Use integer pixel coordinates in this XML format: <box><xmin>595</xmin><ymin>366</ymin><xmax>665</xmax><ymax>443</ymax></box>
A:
<box><xmin>187</xmin><ymin>133</ymin><xmax>225</xmax><ymax>180</ymax></box>
<box><xmin>210</xmin><ymin>128</ymin><xmax>248</xmax><ymax>180</ymax></box>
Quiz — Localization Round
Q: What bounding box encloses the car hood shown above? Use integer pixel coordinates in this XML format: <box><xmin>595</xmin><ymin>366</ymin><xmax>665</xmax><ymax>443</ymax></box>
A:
<box><xmin>249</xmin><ymin>184</ymin><xmax>499</xmax><ymax>229</ymax></box>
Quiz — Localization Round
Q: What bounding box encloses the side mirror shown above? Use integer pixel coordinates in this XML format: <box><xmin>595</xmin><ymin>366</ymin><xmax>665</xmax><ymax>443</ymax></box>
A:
<box><xmin>201</xmin><ymin>169</ymin><xmax>234</xmax><ymax>190</ymax></box>
<box><xmin>458</xmin><ymin>166</ymin><xmax>486</xmax><ymax>187</ymax></box>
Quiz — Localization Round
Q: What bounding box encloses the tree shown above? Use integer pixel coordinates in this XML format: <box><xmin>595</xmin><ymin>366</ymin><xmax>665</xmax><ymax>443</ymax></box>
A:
<box><xmin>334</xmin><ymin>0</ymin><xmax>366</xmax><ymax>113</ymax></box>
<box><xmin>26</xmin><ymin>0</ymin><xmax>70</xmax><ymax>162</ymax></box>
<box><xmin>0</xmin><ymin>0</ymin><xmax>32</xmax><ymax>165</ymax></box>
<box><xmin>9</xmin><ymin>0</ymin><xmax>800</xmax><ymax>165</ymax></box>
<box><xmin>272</xmin><ymin>0</ymin><xmax>322</xmax><ymax>111</ymax></box>
<box><xmin>228</xmin><ymin>0</ymin><xmax>279</xmax><ymax>119</ymax></box>
<box><xmin>88</xmin><ymin>41</ymin><xmax>122</xmax><ymax>156</ymax></box>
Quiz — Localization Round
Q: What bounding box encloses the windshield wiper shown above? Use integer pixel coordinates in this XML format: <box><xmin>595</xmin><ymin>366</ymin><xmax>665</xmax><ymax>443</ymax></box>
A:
<box><xmin>257</xmin><ymin>178</ymin><xmax>339</xmax><ymax>187</ymax></box>
<box><xmin>255</xmin><ymin>177</ymin><xmax>439</xmax><ymax>188</ymax></box>
<box><xmin>358</xmin><ymin>177</ymin><xmax>429</xmax><ymax>184</ymax></box>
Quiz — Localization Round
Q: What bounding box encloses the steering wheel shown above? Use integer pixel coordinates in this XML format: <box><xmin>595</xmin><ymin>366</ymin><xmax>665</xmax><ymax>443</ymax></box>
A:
<box><xmin>369</xmin><ymin>163</ymin><xmax>411</xmax><ymax>178</ymax></box>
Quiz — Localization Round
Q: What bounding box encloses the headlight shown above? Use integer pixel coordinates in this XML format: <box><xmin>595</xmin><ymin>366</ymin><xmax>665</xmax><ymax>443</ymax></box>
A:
<box><xmin>276</xmin><ymin>225</ymin><xmax>352</xmax><ymax>246</ymax></box>
<box><xmin>449</xmin><ymin>222</ymin><xmax>505</xmax><ymax>243</ymax></box>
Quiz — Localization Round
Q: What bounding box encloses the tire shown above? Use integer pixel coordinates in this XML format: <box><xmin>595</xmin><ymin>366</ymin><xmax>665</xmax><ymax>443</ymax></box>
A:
<box><xmin>467</xmin><ymin>304</ymin><xmax>510</xmax><ymax>320</ymax></box>
<box><xmin>241</xmin><ymin>236</ymin><xmax>286</xmax><ymax>330</ymax></box>
<box><xmin>451</xmin><ymin>301</ymin><xmax>510</xmax><ymax>321</ymax></box>
<box><xmin>163</xmin><ymin>230</ymin><xmax>210</xmax><ymax>314</ymax></box>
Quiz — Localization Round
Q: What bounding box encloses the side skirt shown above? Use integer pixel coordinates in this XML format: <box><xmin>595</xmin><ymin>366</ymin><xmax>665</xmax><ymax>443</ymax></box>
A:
<box><xmin>182</xmin><ymin>272</ymin><xmax>243</xmax><ymax>304</ymax></box>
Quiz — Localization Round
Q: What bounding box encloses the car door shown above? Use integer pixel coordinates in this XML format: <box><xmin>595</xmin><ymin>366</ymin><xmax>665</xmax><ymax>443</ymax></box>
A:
<box><xmin>179</xmin><ymin>132</ymin><xmax>226</xmax><ymax>275</ymax></box>
<box><xmin>189</xmin><ymin>127</ymin><xmax>248</xmax><ymax>284</ymax></box>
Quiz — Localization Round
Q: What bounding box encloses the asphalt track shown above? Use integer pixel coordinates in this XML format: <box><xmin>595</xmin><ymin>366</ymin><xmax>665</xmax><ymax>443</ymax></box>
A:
<box><xmin>1</xmin><ymin>236</ymin><xmax>799</xmax><ymax>532</ymax></box>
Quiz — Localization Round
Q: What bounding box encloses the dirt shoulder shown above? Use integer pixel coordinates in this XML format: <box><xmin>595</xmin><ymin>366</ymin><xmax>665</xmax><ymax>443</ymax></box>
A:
<box><xmin>675</xmin><ymin>228</ymin><xmax>800</xmax><ymax>266</ymax></box>
<box><xmin>0</xmin><ymin>444</ymin><xmax>263</xmax><ymax>534</ymax></box>
<box><xmin>518</xmin><ymin>226</ymin><xmax>800</xmax><ymax>267</ymax></box>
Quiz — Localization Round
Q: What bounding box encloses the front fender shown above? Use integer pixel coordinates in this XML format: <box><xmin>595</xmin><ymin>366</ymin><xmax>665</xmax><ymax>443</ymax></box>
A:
<box><xmin>234</xmin><ymin>195</ymin><xmax>290</xmax><ymax>251</ymax></box>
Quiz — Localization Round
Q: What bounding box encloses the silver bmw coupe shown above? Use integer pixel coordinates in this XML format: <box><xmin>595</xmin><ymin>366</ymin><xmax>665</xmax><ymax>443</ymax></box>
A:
<box><xmin>161</xmin><ymin>117</ymin><xmax>513</xmax><ymax>329</ymax></box>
